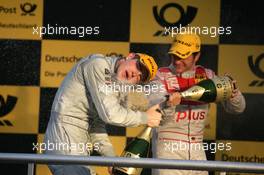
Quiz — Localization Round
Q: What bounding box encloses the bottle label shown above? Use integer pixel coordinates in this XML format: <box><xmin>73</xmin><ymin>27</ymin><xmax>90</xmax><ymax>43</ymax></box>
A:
<box><xmin>114</xmin><ymin>166</ymin><xmax>142</xmax><ymax>175</ymax></box>
<box><xmin>122</xmin><ymin>151</ymin><xmax>140</xmax><ymax>158</ymax></box>
<box><xmin>114</xmin><ymin>151</ymin><xmax>142</xmax><ymax>175</ymax></box>
<box><xmin>212</xmin><ymin>76</ymin><xmax>232</xmax><ymax>102</ymax></box>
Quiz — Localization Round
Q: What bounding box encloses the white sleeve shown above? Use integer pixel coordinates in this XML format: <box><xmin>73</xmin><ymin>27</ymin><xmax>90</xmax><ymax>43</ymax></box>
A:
<box><xmin>222</xmin><ymin>91</ymin><xmax>246</xmax><ymax>114</ymax></box>
<box><xmin>90</xmin><ymin>133</ymin><xmax>115</xmax><ymax>157</ymax></box>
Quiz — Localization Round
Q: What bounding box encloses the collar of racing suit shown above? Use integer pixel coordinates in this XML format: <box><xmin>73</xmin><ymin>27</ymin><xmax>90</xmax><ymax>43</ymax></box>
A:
<box><xmin>164</xmin><ymin>64</ymin><xmax>208</xmax><ymax>90</ymax></box>
<box><xmin>158</xmin><ymin>64</ymin><xmax>209</xmax><ymax>106</ymax></box>
<box><xmin>168</xmin><ymin>63</ymin><xmax>198</xmax><ymax>78</ymax></box>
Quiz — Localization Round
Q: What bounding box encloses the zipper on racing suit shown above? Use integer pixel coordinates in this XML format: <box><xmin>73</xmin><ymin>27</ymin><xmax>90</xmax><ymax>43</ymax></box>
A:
<box><xmin>187</xmin><ymin>78</ymin><xmax>191</xmax><ymax>160</ymax></box>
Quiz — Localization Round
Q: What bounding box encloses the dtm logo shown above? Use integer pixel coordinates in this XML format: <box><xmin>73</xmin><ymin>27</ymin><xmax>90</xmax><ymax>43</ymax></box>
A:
<box><xmin>20</xmin><ymin>3</ymin><xmax>37</xmax><ymax>16</ymax></box>
<box><xmin>153</xmin><ymin>3</ymin><xmax>197</xmax><ymax>37</ymax></box>
<box><xmin>0</xmin><ymin>95</ymin><xmax>18</xmax><ymax>126</ymax></box>
<box><xmin>248</xmin><ymin>53</ymin><xmax>264</xmax><ymax>87</ymax></box>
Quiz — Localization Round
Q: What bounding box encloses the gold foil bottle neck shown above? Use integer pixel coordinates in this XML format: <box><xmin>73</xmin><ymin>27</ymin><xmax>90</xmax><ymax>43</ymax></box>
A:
<box><xmin>137</xmin><ymin>126</ymin><xmax>152</xmax><ymax>143</ymax></box>
<box><xmin>180</xmin><ymin>85</ymin><xmax>206</xmax><ymax>101</ymax></box>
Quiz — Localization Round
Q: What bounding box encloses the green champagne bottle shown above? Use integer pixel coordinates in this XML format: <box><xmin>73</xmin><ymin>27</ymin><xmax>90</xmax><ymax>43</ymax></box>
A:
<box><xmin>112</xmin><ymin>127</ymin><xmax>152</xmax><ymax>175</ymax></box>
<box><xmin>180</xmin><ymin>75</ymin><xmax>234</xmax><ymax>103</ymax></box>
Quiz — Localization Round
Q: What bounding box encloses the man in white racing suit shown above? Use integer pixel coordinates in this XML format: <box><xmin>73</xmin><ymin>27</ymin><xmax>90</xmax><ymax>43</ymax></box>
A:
<box><xmin>151</xmin><ymin>33</ymin><xmax>246</xmax><ymax>175</ymax></box>
<box><xmin>43</xmin><ymin>53</ymin><xmax>162</xmax><ymax>175</ymax></box>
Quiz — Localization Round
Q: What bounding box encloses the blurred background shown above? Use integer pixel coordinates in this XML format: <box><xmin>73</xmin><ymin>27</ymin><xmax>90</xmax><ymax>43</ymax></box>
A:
<box><xmin>0</xmin><ymin>0</ymin><xmax>263</xmax><ymax>175</ymax></box>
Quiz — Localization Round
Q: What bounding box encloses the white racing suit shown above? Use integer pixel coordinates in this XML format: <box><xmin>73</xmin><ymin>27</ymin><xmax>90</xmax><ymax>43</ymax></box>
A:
<box><xmin>43</xmin><ymin>54</ymin><xmax>148</xmax><ymax>175</ymax></box>
<box><xmin>150</xmin><ymin>65</ymin><xmax>246</xmax><ymax>175</ymax></box>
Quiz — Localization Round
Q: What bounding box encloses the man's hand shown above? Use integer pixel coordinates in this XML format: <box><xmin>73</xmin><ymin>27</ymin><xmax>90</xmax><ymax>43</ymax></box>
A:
<box><xmin>146</xmin><ymin>104</ymin><xmax>162</xmax><ymax>127</ymax></box>
<box><xmin>230</xmin><ymin>79</ymin><xmax>240</xmax><ymax>98</ymax></box>
<box><xmin>167</xmin><ymin>92</ymin><xmax>181</xmax><ymax>106</ymax></box>
<box><xmin>224</xmin><ymin>73</ymin><xmax>239</xmax><ymax>99</ymax></box>
<box><xmin>108</xmin><ymin>167</ymin><xmax>113</xmax><ymax>175</ymax></box>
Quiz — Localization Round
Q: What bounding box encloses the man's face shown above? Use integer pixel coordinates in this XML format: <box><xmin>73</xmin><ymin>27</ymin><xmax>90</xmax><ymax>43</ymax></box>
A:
<box><xmin>116</xmin><ymin>59</ymin><xmax>142</xmax><ymax>84</ymax></box>
<box><xmin>170</xmin><ymin>53</ymin><xmax>200</xmax><ymax>74</ymax></box>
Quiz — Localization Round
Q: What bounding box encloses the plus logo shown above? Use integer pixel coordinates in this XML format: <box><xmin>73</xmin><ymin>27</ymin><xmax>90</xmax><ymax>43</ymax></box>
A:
<box><xmin>248</xmin><ymin>53</ymin><xmax>264</xmax><ymax>87</ymax></box>
<box><xmin>0</xmin><ymin>95</ymin><xmax>18</xmax><ymax>126</ymax></box>
<box><xmin>153</xmin><ymin>3</ymin><xmax>197</xmax><ymax>37</ymax></box>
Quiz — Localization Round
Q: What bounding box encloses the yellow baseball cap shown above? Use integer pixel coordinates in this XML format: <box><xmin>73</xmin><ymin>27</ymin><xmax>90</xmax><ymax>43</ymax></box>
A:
<box><xmin>168</xmin><ymin>33</ymin><xmax>201</xmax><ymax>59</ymax></box>
<box><xmin>135</xmin><ymin>53</ymin><xmax>158</xmax><ymax>82</ymax></box>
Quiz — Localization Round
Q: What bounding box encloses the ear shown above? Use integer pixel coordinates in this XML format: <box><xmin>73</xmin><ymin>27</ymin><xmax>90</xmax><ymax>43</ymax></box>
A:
<box><xmin>194</xmin><ymin>52</ymin><xmax>201</xmax><ymax>63</ymax></box>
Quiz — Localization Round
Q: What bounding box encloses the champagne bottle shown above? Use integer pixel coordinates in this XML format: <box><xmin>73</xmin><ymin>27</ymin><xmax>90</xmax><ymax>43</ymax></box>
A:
<box><xmin>112</xmin><ymin>127</ymin><xmax>152</xmax><ymax>175</ymax></box>
<box><xmin>180</xmin><ymin>75</ymin><xmax>234</xmax><ymax>103</ymax></box>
